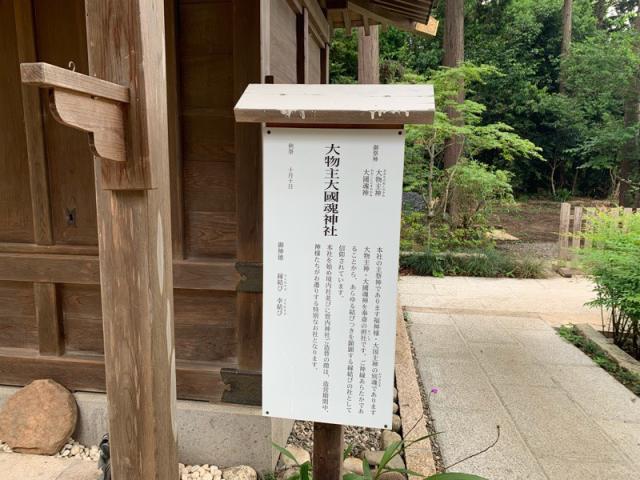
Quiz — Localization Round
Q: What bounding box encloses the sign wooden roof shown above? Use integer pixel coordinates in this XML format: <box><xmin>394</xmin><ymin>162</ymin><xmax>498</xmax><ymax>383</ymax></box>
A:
<box><xmin>234</xmin><ymin>83</ymin><xmax>435</xmax><ymax>125</ymax></box>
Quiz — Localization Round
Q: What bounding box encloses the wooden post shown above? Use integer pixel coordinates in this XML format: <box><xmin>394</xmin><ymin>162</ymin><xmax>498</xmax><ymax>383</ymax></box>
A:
<box><xmin>84</xmin><ymin>1</ymin><xmax>178</xmax><ymax>478</ymax></box>
<box><xmin>313</xmin><ymin>422</ymin><xmax>344</xmax><ymax>480</ymax></box>
<box><xmin>559</xmin><ymin>202</ymin><xmax>571</xmax><ymax>260</ymax></box>
<box><xmin>357</xmin><ymin>25</ymin><xmax>379</xmax><ymax>84</ymax></box>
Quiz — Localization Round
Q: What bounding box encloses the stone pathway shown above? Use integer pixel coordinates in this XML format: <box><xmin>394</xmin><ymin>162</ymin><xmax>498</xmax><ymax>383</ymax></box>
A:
<box><xmin>401</xmin><ymin>276</ymin><xmax>640</xmax><ymax>480</ymax></box>
<box><xmin>0</xmin><ymin>452</ymin><xmax>100</xmax><ymax>480</ymax></box>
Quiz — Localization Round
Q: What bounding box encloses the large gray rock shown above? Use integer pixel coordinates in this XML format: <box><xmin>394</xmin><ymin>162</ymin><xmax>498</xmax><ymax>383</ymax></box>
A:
<box><xmin>402</xmin><ymin>192</ymin><xmax>426</xmax><ymax>212</ymax></box>
<box><xmin>0</xmin><ymin>379</ymin><xmax>77</xmax><ymax>455</ymax></box>
<box><xmin>222</xmin><ymin>465</ymin><xmax>257</xmax><ymax>480</ymax></box>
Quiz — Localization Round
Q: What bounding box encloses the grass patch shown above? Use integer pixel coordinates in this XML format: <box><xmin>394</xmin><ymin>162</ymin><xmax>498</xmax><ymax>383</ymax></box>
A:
<box><xmin>400</xmin><ymin>249</ymin><xmax>546</xmax><ymax>279</ymax></box>
<box><xmin>558</xmin><ymin>325</ymin><xmax>640</xmax><ymax>396</ymax></box>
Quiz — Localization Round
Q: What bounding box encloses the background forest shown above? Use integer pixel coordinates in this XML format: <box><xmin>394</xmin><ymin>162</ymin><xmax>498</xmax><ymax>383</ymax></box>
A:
<box><xmin>330</xmin><ymin>0</ymin><xmax>640</xmax><ymax>204</ymax></box>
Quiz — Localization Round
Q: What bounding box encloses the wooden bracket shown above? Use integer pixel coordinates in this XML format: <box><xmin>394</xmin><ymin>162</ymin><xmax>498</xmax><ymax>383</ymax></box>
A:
<box><xmin>20</xmin><ymin>62</ymin><xmax>129</xmax><ymax>163</ymax></box>
<box><xmin>220</xmin><ymin>368</ymin><xmax>262</xmax><ymax>406</ymax></box>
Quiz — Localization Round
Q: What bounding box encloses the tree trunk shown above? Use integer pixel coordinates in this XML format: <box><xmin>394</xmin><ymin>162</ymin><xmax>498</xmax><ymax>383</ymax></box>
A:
<box><xmin>619</xmin><ymin>14</ymin><xmax>640</xmax><ymax>207</ymax></box>
<box><xmin>443</xmin><ymin>0</ymin><xmax>465</xmax><ymax>170</ymax></box>
<box><xmin>559</xmin><ymin>0</ymin><xmax>572</xmax><ymax>93</ymax></box>
<box><xmin>594</xmin><ymin>0</ymin><xmax>608</xmax><ymax>29</ymax></box>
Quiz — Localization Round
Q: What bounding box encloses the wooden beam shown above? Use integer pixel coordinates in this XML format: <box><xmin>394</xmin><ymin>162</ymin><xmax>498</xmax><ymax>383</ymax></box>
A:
<box><xmin>13</xmin><ymin>1</ymin><xmax>53</xmax><ymax>246</ymax></box>
<box><xmin>20</xmin><ymin>62</ymin><xmax>130</xmax><ymax>103</ymax></box>
<box><xmin>84</xmin><ymin>0</ymin><xmax>178</xmax><ymax>477</ymax></box>
<box><xmin>358</xmin><ymin>24</ymin><xmax>379</xmax><ymax>84</ymax></box>
<box><xmin>343</xmin><ymin>1</ymin><xmax>438</xmax><ymax>38</ymax></box>
<box><xmin>0</xmin><ymin>253</ymin><xmax>240</xmax><ymax>291</ymax></box>
<box><xmin>0</xmin><ymin>349</ymin><xmax>228</xmax><ymax>402</ymax></box>
<box><xmin>297</xmin><ymin>8</ymin><xmax>310</xmax><ymax>84</ymax></box>
<box><xmin>165</xmin><ymin>0</ymin><xmax>185</xmax><ymax>260</ymax></box>
<box><xmin>34</xmin><ymin>283</ymin><xmax>64</xmax><ymax>356</ymax></box>
<box><xmin>321</xmin><ymin>44</ymin><xmax>331</xmax><ymax>84</ymax></box>
<box><xmin>342</xmin><ymin>8</ymin><xmax>352</xmax><ymax>35</ymax></box>
<box><xmin>233</xmin><ymin>1</ymin><xmax>265</xmax><ymax>372</ymax></box>
<box><xmin>302</xmin><ymin>0</ymin><xmax>331</xmax><ymax>43</ymax></box>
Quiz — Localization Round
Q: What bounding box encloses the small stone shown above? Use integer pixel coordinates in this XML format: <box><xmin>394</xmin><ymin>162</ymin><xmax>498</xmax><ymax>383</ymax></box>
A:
<box><xmin>392</xmin><ymin>414</ymin><xmax>402</xmax><ymax>433</ymax></box>
<box><xmin>281</xmin><ymin>445</ymin><xmax>310</xmax><ymax>467</ymax></box>
<box><xmin>0</xmin><ymin>379</ymin><xmax>78</xmax><ymax>455</ymax></box>
<box><xmin>393</xmin><ymin>387</ymin><xmax>398</xmax><ymax>401</ymax></box>
<box><xmin>203</xmin><ymin>473</ymin><xmax>214</xmax><ymax>480</ymax></box>
<box><xmin>392</xmin><ymin>402</ymin><xmax>399</xmax><ymax>414</ymax></box>
<box><xmin>222</xmin><ymin>465</ymin><xmax>257</xmax><ymax>480</ymax></box>
<box><xmin>279</xmin><ymin>467</ymin><xmax>299</xmax><ymax>479</ymax></box>
<box><xmin>71</xmin><ymin>444</ymin><xmax>81</xmax><ymax>455</ymax></box>
<box><xmin>344</xmin><ymin>457</ymin><xmax>365</xmax><ymax>475</ymax></box>
<box><xmin>364</xmin><ymin>450</ymin><xmax>405</xmax><ymax>470</ymax></box>
<box><xmin>381</xmin><ymin>430</ymin><xmax>402</xmax><ymax>450</ymax></box>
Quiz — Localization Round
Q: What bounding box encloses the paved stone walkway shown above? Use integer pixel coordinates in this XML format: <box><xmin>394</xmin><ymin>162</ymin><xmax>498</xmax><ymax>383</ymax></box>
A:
<box><xmin>0</xmin><ymin>452</ymin><xmax>100</xmax><ymax>480</ymax></box>
<box><xmin>401</xmin><ymin>276</ymin><xmax>640</xmax><ymax>480</ymax></box>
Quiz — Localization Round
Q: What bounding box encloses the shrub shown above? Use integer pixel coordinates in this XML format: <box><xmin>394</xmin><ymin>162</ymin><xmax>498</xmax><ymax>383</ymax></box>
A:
<box><xmin>400</xmin><ymin>249</ymin><xmax>545</xmax><ymax>279</ymax></box>
<box><xmin>579</xmin><ymin>210</ymin><xmax>640</xmax><ymax>358</ymax></box>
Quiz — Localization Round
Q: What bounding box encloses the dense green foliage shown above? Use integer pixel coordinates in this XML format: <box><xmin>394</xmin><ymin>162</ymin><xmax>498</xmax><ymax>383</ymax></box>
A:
<box><xmin>330</xmin><ymin>0</ymin><xmax>640</xmax><ymax>199</ymax></box>
<box><xmin>558</xmin><ymin>325</ymin><xmax>640</xmax><ymax>394</ymax></box>
<box><xmin>400</xmin><ymin>250</ymin><xmax>545</xmax><ymax>279</ymax></box>
<box><xmin>578</xmin><ymin>210</ymin><xmax>640</xmax><ymax>357</ymax></box>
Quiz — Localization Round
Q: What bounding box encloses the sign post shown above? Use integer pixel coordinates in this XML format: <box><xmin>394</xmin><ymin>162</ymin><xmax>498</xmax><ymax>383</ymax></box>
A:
<box><xmin>234</xmin><ymin>84</ymin><xmax>434</xmax><ymax>478</ymax></box>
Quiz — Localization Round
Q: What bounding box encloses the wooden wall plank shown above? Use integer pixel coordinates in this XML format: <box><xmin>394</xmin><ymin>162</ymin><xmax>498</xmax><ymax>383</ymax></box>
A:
<box><xmin>34</xmin><ymin>282</ymin><xmax>63</xmax><ymax>355</ymax></box>
<box><xmin>14</xmin><ymin>0</ymin><xmax>53</xmax><ymax>246</ymax></box>
<box><xmin>308</xmin><ymin>35</ymin><xmax>322</xmax><ymax>84</ymax></box>
<box><xmin>33</xmin><ymin>0</ymin><xmax>97</xmax><ymax>246</ymax></box>
<box><xmin>321</xmin><ymin>44</ymin><xmax>330</xmax><ymax>84</ymax></box>
<box><xmin>0</xmin><ymin>253</ymin><xmax>240</xmax><ymax>291</ymax></box>
<box><xmin>233</xmin><ymin>0</ymin><xmax>265</xmax><ymax>371</ymax></box>
<box><xmin>297</xmin><ymin>8</ymin><xmax>309</xmax><ymax>84</ymax></box>
<box><xmin>166</xmin><ymin>0</ymin><xmax>185</xmax><ymax>259</ymax></box>
<box><xmin>0</xmin><ymin>349</ymin><xmax>228</xmax><ymax>402</ymax></box>
<box><xmin>0</xmin><ymin>281</ymin><xmax>37</xmax><ymax>350</ymax></box>
<box><xmin>185</xmin><ymin>212</ymin><xmax>237</xmax><ymax>258</ymax></box>
<box><xmin>0</xmin><ymin>0</ymin><xmax>34</xmax><ymax>244</ymax></box>
<box><xmin>271</xmin><ymin>0</ymin><xmax>298</xmax><ymax>84</ymax></box>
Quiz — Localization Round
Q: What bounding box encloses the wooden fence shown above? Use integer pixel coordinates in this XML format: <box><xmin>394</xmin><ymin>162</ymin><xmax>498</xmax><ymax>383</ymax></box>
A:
<box><xmin>558</xmin><ymin>202</ymin><xmax>637</xmax><ymax>260</ymax></box>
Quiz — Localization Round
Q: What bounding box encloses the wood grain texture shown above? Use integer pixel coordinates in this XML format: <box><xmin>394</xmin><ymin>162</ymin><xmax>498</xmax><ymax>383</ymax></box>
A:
<box><xmin>0</xmin><ymin>0</ymin><xmax>34</xmax><ymax>244</ymax></box>
<box><xmin>358</xmin><ymin>25</ymin><xmax>380</xmax><ymax>84</ymax></box>
<box><xmin>0</xmin><ymin>252</ymin><xmax>240</xmax><ymax>291</ymax></box>
<box><xmin>85</xmin><ymin>0</ymin><xmax>178</xmax><ymax>476</ymax></box>
<box><xmin>20</xmin><ymin>62</ymin><xmax>130</xmax><ymax>103</ymax></box>
<box><xmin>32</xmin><ymin>0</ymin><xmax>98</xmax><ymax>247</ymax></box>
<box><xmin>234</xmin><ymin>83</ymin><xmax>435</xmax><ymax>125</ymax></box>
<box><xmin>297</xmin><ymin>8</ymin><xmax>309</xmax><ymax>84</ymax></box>
<box><xmin>321</xmin><ymin>44</ymin><xmax>330</xmax><ymax>84</ymax></box>
<box><xmin>166</xmin><ymin>0</ymin><xmax>185</xmax><ymax>260</ymax></box>
<box><xmin>34</xmin><ymin>283</ymin><xmax>63</xmax><ymax>356</ymax></box>
<box><xmin>0</xmin><ymin>282</ymin><xmax>37</xmax><ymax>350</ymax></box>
<box><xmin>49</xmin><ymin>89</ymin><xmax>127</xmax><ymax>163</ymax></box>
<box><xmin>313</xmin><ymin>423</ymin><xmax>344</xmax><ymax>480</ymax></box>
<box><xmin>308</xmin><ymin>35</ymin><xmax>322</xmax><ymax>84</ymax></box>
<box><xmin>234</xmin><ymin>0</ymin><xmax>265</xmax><ymax>371</ymax></box>
<box><xmin>271</xmin><ymin>0</ymin><xmax>298</xmax><ymax>84</ymax></box>
<box><xmin>13</xmin><ymin>0</ymin><xmax>53</xmax><ymax>246</ymax></box>
<box><xmin>0</xmin><ymin>348</ymin><xmax>229</xmax><ymax>402</ymax></box>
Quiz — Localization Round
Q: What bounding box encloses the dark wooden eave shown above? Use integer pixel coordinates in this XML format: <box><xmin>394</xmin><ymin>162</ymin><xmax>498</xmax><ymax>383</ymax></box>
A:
<box><xmin>325</xmin><ymin>0</ymin><xmax>438</xmax><ymax>37</ymax></box>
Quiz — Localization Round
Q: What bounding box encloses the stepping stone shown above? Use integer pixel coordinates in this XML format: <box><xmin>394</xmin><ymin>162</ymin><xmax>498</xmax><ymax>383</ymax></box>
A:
<box><xmin>364</xmin><ymin>450</ymin><xmax>405</xmax><ymax>470</ymax></box>
<box><xmin>0</xmin><ymin>379</ymin><xmax>77</xmax><ymax>455</ymax></box>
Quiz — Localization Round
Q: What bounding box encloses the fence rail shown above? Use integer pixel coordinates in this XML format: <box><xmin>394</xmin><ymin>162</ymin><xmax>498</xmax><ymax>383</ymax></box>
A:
<box><xmin>558</xmin><ymin>202</ymin><xmax>637</xmax><ymax>260</ymax></box>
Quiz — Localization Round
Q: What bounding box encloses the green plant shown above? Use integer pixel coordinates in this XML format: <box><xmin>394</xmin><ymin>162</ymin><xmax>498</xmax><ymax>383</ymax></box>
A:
<box><xmin>579</xmin><ymin>210</ymin><xmax>640</xmax><ymax>359</ymax></box>
<box><xmin>553</xmin><ymin>188</ymin><xmax>572</xmax><ymax>203</ymax></box>
<box><xmin>400</xmin><ymin>249</ymin><xmax>545</xmax><ymax>279</ymax></box>
<box><xmin>273</xmin><ymin>439</ymin><xmax>488</xmax><ymax>480</ymax></box>
<box><xmin>558</xmin><ymin>325</ymin><xmax>640</xmax><ymax>396</ymax></box>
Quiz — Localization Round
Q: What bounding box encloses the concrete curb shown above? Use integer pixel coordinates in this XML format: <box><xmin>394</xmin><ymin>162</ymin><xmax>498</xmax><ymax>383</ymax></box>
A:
<box><xmin>574</xmin><ymin>323</ymin><xmax>640</xmax><ymax>377</ymax></box>
<box><xmin>395</xmin><ymin>303</ymin><xmax>437</xmax><ymax>477</ymax></box>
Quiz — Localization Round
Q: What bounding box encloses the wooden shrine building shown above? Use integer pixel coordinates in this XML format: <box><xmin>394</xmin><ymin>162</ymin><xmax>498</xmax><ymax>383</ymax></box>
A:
<box><xmin>0</xmin><ymin>0</ymin><xmax>435</xmax><ymax>473</ymax></box>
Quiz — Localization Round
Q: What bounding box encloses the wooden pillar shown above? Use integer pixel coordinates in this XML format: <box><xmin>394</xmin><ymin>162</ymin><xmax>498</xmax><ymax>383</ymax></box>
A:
<box><xmin>84</xmin><ymin>1</ymin><xmax>178</xmax><ymax>478</ymax></box>
<box><xmin>233</xmin><ymin>0</ymin><xmax>268</xmax><ymax>371</ymax></box>
<box><xmin>297</xmin><ymin>8</ymin><xmax>310</xmax><ymax>84</ymax></box>
<box><xmin>357</xmin><ymin>25</ymin><xmax>379</xmax><ymax>84</ymax></box>
<box><xmin>313</xmin><ymin>423</ymin><xmax>344</xmax><ymax>480</ymax></box>
<box><xmin>321</xmin><ymin>44</ymin><xmax>330</xmax><ymax>84</ymax></box>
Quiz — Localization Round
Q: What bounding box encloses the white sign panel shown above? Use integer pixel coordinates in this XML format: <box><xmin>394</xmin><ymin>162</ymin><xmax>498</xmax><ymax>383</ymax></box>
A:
<box><xmin>262</xmin><ymin>127</ymin><xmax>405</xmax><ymax>429</ymax></box>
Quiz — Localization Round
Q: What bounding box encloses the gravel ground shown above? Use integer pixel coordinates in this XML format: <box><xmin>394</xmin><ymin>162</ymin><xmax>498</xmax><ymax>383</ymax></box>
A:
<box><xmin>496</xmin><ymin>241</ymin><xmax>558</xmax><ymax>263</ymax></box>
<box><xmin>286</xmin><ymin>421</ymin><xmax>381</xmax><ymax>459</ymax></box>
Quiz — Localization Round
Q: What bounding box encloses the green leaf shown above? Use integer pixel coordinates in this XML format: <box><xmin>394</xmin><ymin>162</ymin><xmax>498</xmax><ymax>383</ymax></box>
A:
<box><xmin>299</xmin><ymin>461</ymin><xmax>311</xmax><ymax>480</ymax></box>
<box><xmin>272</xmin><ymin>442</ymin><xmax>300</xmax><ymax>467</ymax></box>
<box><xmin>362</xmin><ymin>458</ymin><xmax>373</xmax><ymax>479</ymax></box>
<box><xmin>343</xmin><ymin>443</ymin><xmax>354</xmax><ymax>460</ymax></box>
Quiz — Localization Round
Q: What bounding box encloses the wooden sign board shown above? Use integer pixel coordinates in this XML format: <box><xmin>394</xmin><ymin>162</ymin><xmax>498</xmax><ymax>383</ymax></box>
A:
<box><xmin>262</xmin><ymin>127</ymin><xmax>405</xmax><ymax>428</ymax></box>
